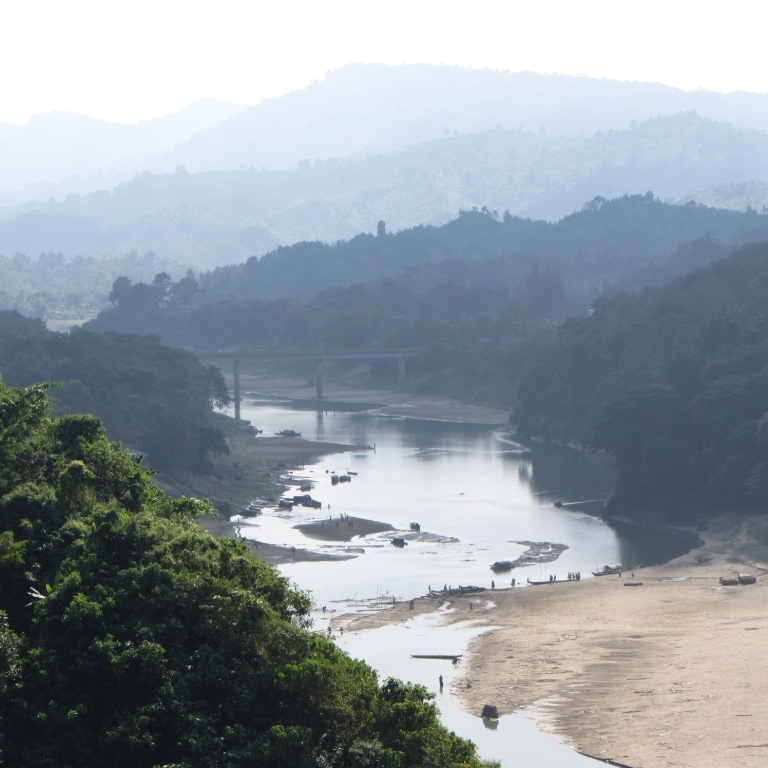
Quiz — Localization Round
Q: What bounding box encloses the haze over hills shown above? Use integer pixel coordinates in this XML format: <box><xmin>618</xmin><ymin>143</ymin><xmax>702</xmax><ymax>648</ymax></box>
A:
<box><xmin>153</xmin><ymin>63</ymin><xmax>768</xmax><ymax>174</ymax></box>
<box><xmin>4</xmin><ymin>64</ymin><xmax>768</xmax><ymax>268</ymax></box>
<box><xmin>0</xmin><ymin>99</ymin><xmax>248</xmax><ymax>204</ymax></box>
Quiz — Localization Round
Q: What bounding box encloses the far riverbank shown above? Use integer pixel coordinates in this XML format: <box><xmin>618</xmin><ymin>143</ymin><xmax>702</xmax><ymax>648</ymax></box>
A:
<box><xmin>225</xmin><ymin>367</ymin><xmax>511</xmax><ymax>425</ymax></box>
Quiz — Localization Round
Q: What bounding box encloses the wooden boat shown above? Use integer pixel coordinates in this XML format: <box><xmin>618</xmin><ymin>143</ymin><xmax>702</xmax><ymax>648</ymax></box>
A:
<box><xmin>491</xmin><ymin>560</ymin><xmax>514</xmax><ymax>572</ymax></box>
<box><xmin>526</xmin><ymin>577</ymin><xmax>553</xmax><ymax>585</ymax></box>
<box><xmin>738</xmin><ymin>573</ymin><xmax>757</xmax><ymax>585</ymax></box>
<box><xmin>391</xmin><ymin>537</ymin><xmax>407</xmax><ymax>547</ymax></box>
<box><xmin>410</xmin><ymin>654</ymin><xmax>462</xmax><ymax>661</ymax></box>
<box><xmin>592</xmin><ymin>564</ymin><xmax>623</xmax><ymax>576</ymax></box>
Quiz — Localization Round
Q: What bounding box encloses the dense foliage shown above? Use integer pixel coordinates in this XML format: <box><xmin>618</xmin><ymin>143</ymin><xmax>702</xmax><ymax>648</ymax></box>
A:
<box><xmin>514</xmin><ymin>241</ymin><xmax>768</xmax><ymax>519</ymax></box>
<box><xmin>192</xmin><ymin>196</ymin><xmax>762</xmax><ymax>306</ymax></box>
<box><xmin>0</xmin><ymin>311</ymin><xmax>229</xmax><ymax>474</ymax></box>
<box><xmin>0</xmin><ymin>380</ymin><xmax>493</xmax><ymax>767</ymax></box>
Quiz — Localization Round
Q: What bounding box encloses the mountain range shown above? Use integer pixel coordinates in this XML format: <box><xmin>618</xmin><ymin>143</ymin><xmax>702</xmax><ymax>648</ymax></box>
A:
<box><xmin>3</xmin><ymin>64</ymin><xmax>768</xmax><ymax>269</ymax></box>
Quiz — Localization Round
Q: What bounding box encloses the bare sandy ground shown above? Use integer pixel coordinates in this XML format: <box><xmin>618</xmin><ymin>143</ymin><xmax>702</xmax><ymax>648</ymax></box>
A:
<box><xmin>337</xmin><ymin>515</ymin><xmax>768</xmax><ymax>768</ymax></box>
<box><xmin>228</xmin><ymin>367</ymin><xmax>511</xmax><ymax>425</ymax></box>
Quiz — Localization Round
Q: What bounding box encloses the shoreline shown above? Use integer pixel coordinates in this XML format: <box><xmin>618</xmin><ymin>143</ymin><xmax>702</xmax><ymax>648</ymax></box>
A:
<box><xmin>226</xmin><ymin>367</ymin><xmax>511</xmax><ymax>426</ymax></box>
<box><xmin>335</xmin><ymin>514</ymin><xmax>768</xmax><ymax>768</ymax></box>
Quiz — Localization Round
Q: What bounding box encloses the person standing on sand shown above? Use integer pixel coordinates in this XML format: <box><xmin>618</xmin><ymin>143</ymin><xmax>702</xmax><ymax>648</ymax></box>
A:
<box><xmin>439</xmin><ymin>674</ymin><xmax>444</xmax><ymax>690</ymax></box>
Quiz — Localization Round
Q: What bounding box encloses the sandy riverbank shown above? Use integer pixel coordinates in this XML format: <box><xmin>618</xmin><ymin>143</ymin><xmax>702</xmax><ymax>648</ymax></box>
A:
<box><xmin>225</xmin><ymin>367</ymin><xmax>511</xmax><ymax>425</ymax></box>
<box><xmin>335</xmin><ymin>514</ymin><xmax>768</xmax><ymax>768</ymax></box>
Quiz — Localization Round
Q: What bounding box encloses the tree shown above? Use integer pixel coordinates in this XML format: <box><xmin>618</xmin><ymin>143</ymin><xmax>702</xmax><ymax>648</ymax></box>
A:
<box><xmin>108</xmin><ymin>276</ymin><xmax>132</xmax><ymax>306</ymax></box>
<box><xmin>0</xmin><ymin>378</ymin><xmax>491</xmax><ymax>768</ymax></box>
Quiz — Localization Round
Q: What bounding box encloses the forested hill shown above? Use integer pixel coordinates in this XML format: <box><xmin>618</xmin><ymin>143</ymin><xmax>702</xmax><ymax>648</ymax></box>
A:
<box><xmin>0</xmin><ymin>311</ymin><xmax>229</xmax><ymax>475</ymax></box>
<box><xmin>86</xmin><ymin>196</ymin><xmax>768</xmax><ymax>342</ymax></box>
<box><xmin>0</xmin><ymin>380</ymin><xmax>491</xmax><ymax>767</ymax></box>
<box><xmin>514</xmin><ymin>241</ymin><xmax>768</xmax><ymax>521</ymax></box>
<box><xmin>197</xmin><ymin>195</ymin><xmax>766</xmax><ymax>304</ymax></box>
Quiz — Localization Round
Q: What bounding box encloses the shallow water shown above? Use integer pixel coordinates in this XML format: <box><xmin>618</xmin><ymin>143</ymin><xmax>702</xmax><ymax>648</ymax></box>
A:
<box><xmin>337</xmin><ymin>609</ymin><xmax>603</xmax><ymax>767</ymax></box>
<box><xmin>234</xmin><ymin>400</ymin><xmax>623</xmax><ymax>616</ymax></box>
<box><xmin>229</xmin><ymin>397</ymin><xmax>688</xmax><ymax>767</ymax></box>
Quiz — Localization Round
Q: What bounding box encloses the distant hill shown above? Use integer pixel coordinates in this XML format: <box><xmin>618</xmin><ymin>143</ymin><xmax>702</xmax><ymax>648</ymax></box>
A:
<box><xmin>4</xmin><ymin>112</ymin><xmax>768</xmax><ymax>269</ymax></box>
<box><xmin>5</xmin><ymin>65</ymin><xmax>768</xmax><ymax>268</ymax></box>
<box><xmin>153</xmin><ymin>64</ymin><xmax>768</xmax><ymax>174</ymax></box>
<box><xmin>0</xmin><ymin>99</ymin><xmax>247</xmax><ymax>204</ymax></box>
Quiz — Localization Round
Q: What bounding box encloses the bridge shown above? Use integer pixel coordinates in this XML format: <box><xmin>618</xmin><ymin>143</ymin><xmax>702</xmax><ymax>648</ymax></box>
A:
<box><xmin>197</xmin><ymin>348</ymin><xmax>420</xmax><ymax>420</ymax></box>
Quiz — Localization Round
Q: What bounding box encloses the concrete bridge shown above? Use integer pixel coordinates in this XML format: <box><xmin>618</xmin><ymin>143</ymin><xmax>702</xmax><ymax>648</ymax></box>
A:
<box><xmin>198</xmin><ymin>348</ymin><xmax>420</xmax><ymax>420</ymax></box>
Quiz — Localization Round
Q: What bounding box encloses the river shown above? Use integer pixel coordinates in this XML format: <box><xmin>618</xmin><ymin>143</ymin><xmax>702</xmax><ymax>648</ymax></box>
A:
<box><xmin>229</xmin><ymin>393</ymin><xmax>690</xmax><ymax>766</ymax></box>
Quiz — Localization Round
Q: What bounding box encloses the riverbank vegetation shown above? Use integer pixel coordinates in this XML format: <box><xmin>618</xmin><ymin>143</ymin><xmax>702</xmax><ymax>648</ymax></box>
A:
<box><xmin>516</xmin><ymin>241</ymin><xmax>768</xmax><ymax>520</ymax></box>
<box><xmin>0</xmin><ymin>378</ymin><xmax>496</xmax><ymax>767</ymax></box>
<box><xmin>0</xmin><ymin>311</ymin><xmax>229</xmax><ymax>475</ymax></box>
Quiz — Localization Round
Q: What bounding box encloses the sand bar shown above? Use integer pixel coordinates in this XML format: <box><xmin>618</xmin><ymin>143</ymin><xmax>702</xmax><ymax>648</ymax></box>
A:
<box><xmin>337</xmin><ymin>515</ymin><xmax>768</xmax><ymax>768</ymax></box>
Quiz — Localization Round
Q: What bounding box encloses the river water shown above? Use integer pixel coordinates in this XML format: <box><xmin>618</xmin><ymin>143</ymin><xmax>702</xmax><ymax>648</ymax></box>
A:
<box><xmin>230</xmin><ymin>394</ymin><xmax>689</xmax><ymax>767</ymax></box>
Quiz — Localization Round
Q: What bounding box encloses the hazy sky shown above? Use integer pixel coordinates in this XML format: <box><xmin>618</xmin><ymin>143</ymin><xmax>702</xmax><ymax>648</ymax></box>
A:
<box><xmin>1</xmin><ymin>0</ymin><xmax>763</xmax><ymax>125</ymax></box>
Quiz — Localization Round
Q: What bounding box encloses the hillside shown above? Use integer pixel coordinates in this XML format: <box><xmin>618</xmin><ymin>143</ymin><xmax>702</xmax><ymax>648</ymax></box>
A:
<box><xmin>5</xmin><ymin>66</ymin><xmax>768</xmax><ymax>267</ymax></box>
<box><xmin>513</xmin><ymin>241</ymin><xmax>768</xmax><ymax>520</ymax></box>
<box><xmin>85</xmin><ymin>196</ymin><xmax>768</xmax><ymax>330</ymax></box>
<box><xmin>0</xmin><ymin>100</ymin><xmax>246</xmax><ymax>205</ymax></box>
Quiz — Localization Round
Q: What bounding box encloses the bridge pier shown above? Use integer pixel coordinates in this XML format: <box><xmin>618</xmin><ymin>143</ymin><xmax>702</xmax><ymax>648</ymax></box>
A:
<box><xmin>316</xmin><ymin>357</ymin><xmax>324</xmax><ymax>400</ymax></box>
<box><xmin>233</xmin><ymin>358</ymin><xmax>241</xmax><ymax>420</ymax></box>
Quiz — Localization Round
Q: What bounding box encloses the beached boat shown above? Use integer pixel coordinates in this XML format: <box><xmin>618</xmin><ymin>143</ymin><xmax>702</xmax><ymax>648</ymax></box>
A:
<box><xmin>410</xmin><ymin>654</ymin><xmax>462</xmax><ymax>661</ymax></box>
<box><xmin>526</xmin><ymin>577</ymin><xmax>553</xmax><ymax>585</ymax></box>
<box><xmin>391</xmin><ymin>537</ymin><xmax>407</xmax><ymax>547</ymax></box>
<box><xmin>275</xmin><ymin>429</ymin><xmax>301</xmax><ymax>437</ymax></box>
<box><xmin>592</xmin><ymin>564</ymin><xmax>623</xmax><ymax>576</ymax></box>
